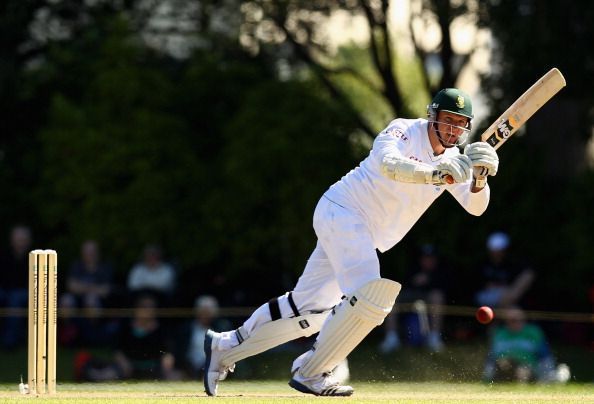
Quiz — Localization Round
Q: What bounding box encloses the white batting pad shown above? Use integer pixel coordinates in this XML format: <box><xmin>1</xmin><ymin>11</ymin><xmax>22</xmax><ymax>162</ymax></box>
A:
<box><xmin>219</xmin><ymin>311</ymin><xmax>329</xmax><ymax>368</ymax></box>
<box><xmin>299</xmin><ymin>278</ymin><xmax>401</xmax><ymax>377</ymax></box>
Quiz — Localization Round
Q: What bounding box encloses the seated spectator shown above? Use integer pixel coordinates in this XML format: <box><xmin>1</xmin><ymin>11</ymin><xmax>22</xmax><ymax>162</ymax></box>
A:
<box><xmin>483</xmin><ymin>306</ymin><xmax>570</xmax><ymax>383</ymax></box>
<box><xmin>379</xmin><ymin>243</ymin><xmax>448</xmax><ymax>353</ymax></box>
<box><xmin>127</xmin><ymin>244</ymin><xmax>176</xmax><ymax>302</ymax></box>
<box><xmin>77</xmin><ymin>293</ymin><xmax>179</xmax><ymax>381</ymax></box>
<box><xmin>176</xmin><ymin>295</ymin><xmax>232</xmax><ymax>377</ymax></box>
<box><xmin>0</xmin><ymin>225</ymin><xmax>33</xmax><ymax>348</ymax></box>
<box><xmin>475</xmin><ymin>232</ymin><xmax>535</xmax><ymax>309</ymax></box>
<box><xmin>59</xmin><ymin>240</ymin><xmax>116</xmax><ymax>346</ymax></box>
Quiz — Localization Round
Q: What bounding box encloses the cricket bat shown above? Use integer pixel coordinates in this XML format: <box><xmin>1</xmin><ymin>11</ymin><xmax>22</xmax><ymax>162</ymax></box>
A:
<box><xmin>446</xmin><ymin>68</ymin><xmax>566</xmax><ymax>185</ymax></box>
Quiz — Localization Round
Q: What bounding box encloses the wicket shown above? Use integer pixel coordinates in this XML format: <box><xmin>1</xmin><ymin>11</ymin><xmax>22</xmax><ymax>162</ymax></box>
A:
<box><xmin>27</xmin><ymin>249</ymin><xmax>58</xmax><ymax>395</ymax></box>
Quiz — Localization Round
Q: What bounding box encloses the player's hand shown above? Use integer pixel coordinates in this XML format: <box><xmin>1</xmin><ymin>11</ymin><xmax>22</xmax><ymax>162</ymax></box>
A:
<box><xmin>464</xmin><ymin>142</ymin><xmax>499</xmax><ymax>178</ymax></box>
<box><xmin>435</xmin><ymin>155</ymin><xmax>472</xmax><ymax>184</ymax></box>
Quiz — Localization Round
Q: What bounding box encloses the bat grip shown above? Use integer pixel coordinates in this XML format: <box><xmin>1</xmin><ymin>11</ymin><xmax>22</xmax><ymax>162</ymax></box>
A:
<box><xmin>475</xmin><ymin>177</ymin><xmax>487</xmax><ymax>188</ymax></box>
<box><xmin>444</xmin><ymin>175</ymin><xmax>487</xmax><ymax>187</ymax></box>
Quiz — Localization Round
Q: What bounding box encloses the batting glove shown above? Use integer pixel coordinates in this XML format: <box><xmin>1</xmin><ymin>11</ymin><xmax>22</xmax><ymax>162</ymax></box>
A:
<box><xmin>435</xmin><ymin>154</ymin><xmax>472</xmax><ymax>184</ymax></box>
<box><xmin>464</xmin><ymin>142</ymin><xmax>499</xmax><ymax>177</ymax></box>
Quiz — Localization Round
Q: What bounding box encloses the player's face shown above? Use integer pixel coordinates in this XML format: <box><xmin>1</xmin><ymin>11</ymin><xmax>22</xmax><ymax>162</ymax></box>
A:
<box><xmin>435</xmin><ymin>111</ymin><xmax>470</xmax><ymax>146</ymax></box>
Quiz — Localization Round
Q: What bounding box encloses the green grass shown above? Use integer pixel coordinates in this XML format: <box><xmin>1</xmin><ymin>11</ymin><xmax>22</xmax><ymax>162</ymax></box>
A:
<box><xmin>0</xmin><ymin>337</ymin><xmax>592</xmax><ymax>402</ymax></box>
<box><xmin>0</xmin><ymin>381</ymin><xmax>593</xmax><ymax>403</ymax></box>
<box><xmin>235</xmin><ymin>339</ymin><xmax>594</xmax><ymax>383</ymax></box>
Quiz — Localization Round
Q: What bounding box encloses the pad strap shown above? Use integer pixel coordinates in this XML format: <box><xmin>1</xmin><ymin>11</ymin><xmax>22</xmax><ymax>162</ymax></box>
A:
<box><xmin>287</xmin><ymin>292</ymin><xmax>300</xmax><ymax>317</ymax></box>
<box><xmin>220</xmin><ymin>311</ymin><xmax>329</xmax><ymax>368</ymax></box>
<box><xmin>268</xmin><ymin>297</ymin><xmax>281</xmax><ymax>321</ymax></box>
<box><xmin>235</xmin><ymin>326</ymin><xmax>247</xmax><ymax>345</ymax></box>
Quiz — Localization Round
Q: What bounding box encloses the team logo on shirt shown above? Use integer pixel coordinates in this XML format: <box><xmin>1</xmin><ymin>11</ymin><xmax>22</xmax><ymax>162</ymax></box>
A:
<box><xmin>384</xmin><ymin>127</ymin><xmax>409</xmax><ymax>142</ymax></box>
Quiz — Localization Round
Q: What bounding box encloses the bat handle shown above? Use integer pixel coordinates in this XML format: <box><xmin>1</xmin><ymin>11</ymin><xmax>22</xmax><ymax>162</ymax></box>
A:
<box><xmin>444</xmin><ymin>175</ymin><xmax>487</xmax><ymax>187</ymax></box>
<box><xmin>475</xmin><ymin>177</ymin><xmax>487</xmax><ymax>188</ymax></box>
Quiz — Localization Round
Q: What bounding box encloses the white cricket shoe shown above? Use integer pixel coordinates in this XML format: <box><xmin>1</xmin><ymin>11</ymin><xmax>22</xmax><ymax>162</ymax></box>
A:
<box><xmin>203</xmin><ymin>329</ymin><xmax>235</xmax><ymax>396</ymax></box>
<box><xmin>289</xmin><ymin>370</ymin><xmax>354</xmax><ymax>396</ymax></box>
<box><xmin>288</xmin><ymin>351</ymin><xmax>354</xmax><ymax>397</ymax></box>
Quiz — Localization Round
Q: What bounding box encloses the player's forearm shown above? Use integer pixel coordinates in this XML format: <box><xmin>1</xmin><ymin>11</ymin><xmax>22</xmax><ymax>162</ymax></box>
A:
<box><xmin>448</xmin><ymin>179</ymin><xmax>490</xmax><ymax>215</ymax></box>
<box><xmin>380</xmin><ymin>155</ymin><xmax>440</xmax><ymax>184</ymax></box>
<box><xmin>466</xmin><ymin>185</ymin><xmax>490</xmax><ymax>214</ymax></box>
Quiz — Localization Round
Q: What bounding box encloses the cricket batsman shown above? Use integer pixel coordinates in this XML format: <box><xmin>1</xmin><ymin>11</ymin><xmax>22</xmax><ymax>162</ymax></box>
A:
<box><xmin>203</xmin><ymin>88</ymin><xmax>499</xmax><ymax>396</ymax></box>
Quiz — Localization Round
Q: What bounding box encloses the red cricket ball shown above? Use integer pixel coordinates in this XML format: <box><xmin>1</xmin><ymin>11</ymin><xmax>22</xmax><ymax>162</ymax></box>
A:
<box><xmin>476</xmin><ymin>306</ymin><xmax>494</xmax><ymax>324</ymax></box>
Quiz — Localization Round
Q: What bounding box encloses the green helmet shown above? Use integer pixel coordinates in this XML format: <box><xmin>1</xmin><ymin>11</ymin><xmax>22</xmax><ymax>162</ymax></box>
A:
<box><xmin>427</xmin><ymin>88</ymin><xmax>473</xmax><ymax>120</ymax></box>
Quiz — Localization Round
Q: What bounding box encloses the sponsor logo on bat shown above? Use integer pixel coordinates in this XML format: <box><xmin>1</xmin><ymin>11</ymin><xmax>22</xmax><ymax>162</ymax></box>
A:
<box><xmin>496</xmin><ymin>118</ymin><xmax>516</xmax><ymax>139</ymax></box>
<box><xmin>486</xmin><ymin>134</ymin><xmax>500</xmax><ymax>147</ymax></box>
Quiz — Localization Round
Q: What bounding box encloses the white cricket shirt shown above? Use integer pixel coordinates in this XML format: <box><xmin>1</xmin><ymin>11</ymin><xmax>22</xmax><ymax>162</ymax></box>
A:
<box><xmin>324</xmin><ymin>118</ymin><xmax>490</xmax><ymax>252</ymax></box>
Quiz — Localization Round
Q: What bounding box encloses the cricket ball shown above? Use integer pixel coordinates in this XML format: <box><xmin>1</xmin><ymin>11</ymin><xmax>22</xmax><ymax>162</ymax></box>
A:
<box><xmin>476</xmin><ymin>306</ymin><xmax>494</xmax><ymax>324</ymax></box>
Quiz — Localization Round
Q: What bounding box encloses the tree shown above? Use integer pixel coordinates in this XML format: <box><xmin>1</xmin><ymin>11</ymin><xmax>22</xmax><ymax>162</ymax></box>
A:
<box><xmin>213</xmin><ymin>79</ymin><xmax>359</xmax><ymax>293</ymax></box>
<box><xmin>237</xmin><ymin>0</ymin><xmax>486</xmax><ymax>135</ymax></box>
<box><xmin>475</xmin><ymin>0</ymin><xmax>594</xmax><ymax>309</ymax></box>
<box><xmin>30</xmin><ymin>13</ymin><xmax>360</xmax><ymax>300</ymax></box>
<box><xmin>0</xmin><ymin>1</ymin><xmax>53</xmax><ymax>226</ymax></box>
<box><xmin>36</xmin><ymin>18</ymin><xmax>200</xmax><ymax>265</ymax></box>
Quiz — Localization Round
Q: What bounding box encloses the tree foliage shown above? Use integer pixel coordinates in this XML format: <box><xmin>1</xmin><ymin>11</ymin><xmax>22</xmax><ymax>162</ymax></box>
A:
<box><xmin>472</xmin><ymin>0</ymin><xmax>594</xmax><ymax>309</ymax></box>
<box><xmin>17</xmin><ymin>13</ymin><xmax>359</xmax><ymax>302</ymax></box>
<box><xmin>0</xmin><ymin>0</ymin><xmax>593</xmax><ymax>310</ymax></box>
<box><xmin>237</xmin><ymin>0</ymin><xmax>487</xmax><ymax>135</ymax></box>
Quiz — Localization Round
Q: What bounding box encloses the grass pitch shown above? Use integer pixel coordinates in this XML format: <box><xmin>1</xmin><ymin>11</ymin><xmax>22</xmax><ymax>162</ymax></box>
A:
<box><xmin>0</xmin><ymin>381</ymin><xmax>593</xmax><ymax>403</ymax></box>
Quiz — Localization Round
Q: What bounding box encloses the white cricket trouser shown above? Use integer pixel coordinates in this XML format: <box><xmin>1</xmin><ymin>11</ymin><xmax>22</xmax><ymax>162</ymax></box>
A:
<box><xmin>240</xmin><ymin>196</ymin><xmax>380</xmax><ymax>337</ymax></box>
<box><xmin>296</xmin><ymin>195</ymin><xmax>380</xmax><ymax>301</ymax></box>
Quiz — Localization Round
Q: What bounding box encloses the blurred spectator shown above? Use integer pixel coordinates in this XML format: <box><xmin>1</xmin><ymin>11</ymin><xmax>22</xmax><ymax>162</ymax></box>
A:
<box><xmin>77</xmin><ymin>293</ymin><xmax>179</xmax><ymax>381</ymax></box>
<box><xmin>483</xmin><ymin>306</ymin><xmax>570</xmax><ymax>383</ymax></box>
<box><xmin>176</xmin><ymin>295</ymin><xmax>233</xmax><ymax>377</ymax></box>
<box><xmin>475</xmin><ymin>232</ymin><xmax>535</xmax><ymax>309</ymax></box>
<box><xmin>59</xmin><ymin>240</ymin><xmax>116</xmax><ymax>346</ymax></box>
<box><xmin>0</xmin><ymin>225</ymin><xmax>33</xmax><ymax>348</ymax></box>
<box><xmin>379</xmin><ymin>244</ymin><xmax>448</xmax><ymax>353</ymax></box>
<box><xmin>127</xmin><ymin>244</ymin><xmax>176</xmax><ymax>302</ymax></box>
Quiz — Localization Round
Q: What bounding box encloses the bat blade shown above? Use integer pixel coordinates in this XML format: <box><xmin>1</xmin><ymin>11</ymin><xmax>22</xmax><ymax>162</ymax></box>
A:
<box><xmin>444</xmin><ymin>68</ymin><xmax>566</xmax><ymax>185</ymax></box>
<box><xmin>481</xmin><ymin>68</ymin><xmax>566</xmax><ymax>150</ymax></box>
